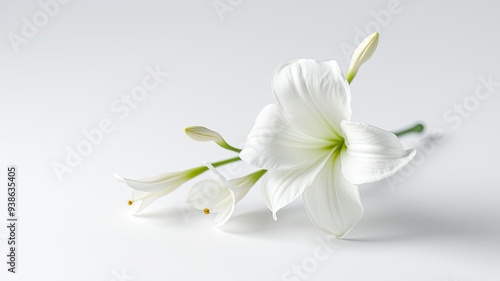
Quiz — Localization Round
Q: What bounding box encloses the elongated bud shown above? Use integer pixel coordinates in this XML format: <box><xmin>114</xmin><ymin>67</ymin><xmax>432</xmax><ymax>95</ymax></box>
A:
<box><xmin>185</xmin><ymin>126</ymin><xmax>224</xmax><ymax>143</ymax></box>
<box><xmin>184</xmin><ymin>126</ymin><xmax>241</xmax><ymax>153</ymax></box>
<box><xmin>346</xmin><ymin>32</ymin><xmax>379</xmax><ymax>83</ymax></box>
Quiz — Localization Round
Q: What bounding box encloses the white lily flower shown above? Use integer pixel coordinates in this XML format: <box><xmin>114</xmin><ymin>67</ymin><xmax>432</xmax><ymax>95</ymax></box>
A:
<box><xmin>240</xmin><ymin>59</ymin><xmax>416</xmax><ymax>238</ymax></box>
<box><xmin>113</xmin><ymin>167</ymin><xmax>206</xmax><ymax>214</ymax></box>
<box><xmin>114</xmin><ymin>157</ymin><xmax>240</xmax><ymax>214</ymax></box>
<box><xmin>186</xmin><ymin>163</ymin><xmax>265</xmax><ymax>227</ymax></box>
<box><xmin>346</xmin><ymin>32</ymin><xmax>379</xmax><ymax>83</ymax></box>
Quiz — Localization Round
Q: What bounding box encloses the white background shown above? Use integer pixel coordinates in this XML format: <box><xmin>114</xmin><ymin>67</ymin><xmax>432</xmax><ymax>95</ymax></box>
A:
<box><xmin>1</xmin><ymin>0</ymin><xmax>500</xmax><ymax>280</ymax></box>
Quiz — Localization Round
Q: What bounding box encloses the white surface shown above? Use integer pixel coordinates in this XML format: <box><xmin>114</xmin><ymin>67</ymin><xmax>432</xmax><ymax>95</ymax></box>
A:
<box><xmin>1</xmin><ymin>0</ymin><xmax>499</xmax><ymax>280</ymax></box>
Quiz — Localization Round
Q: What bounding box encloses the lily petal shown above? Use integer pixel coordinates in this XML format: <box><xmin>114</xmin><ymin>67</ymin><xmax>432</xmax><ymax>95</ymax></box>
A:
<box><xmin>129</xmin><ymin>189</ymin><xmax>172</xmax><ymax>214</ymax></box>
<box><xmin>261</xmin><ymin>152</ymin><xmax>332</xmax><ymax>220</ymax></box>
<box><xmin>186</xmin><ymin>163</ymin><xmax>259</xmax><ymax>227</ymax></box>
<box><xmin>186</xmin><ymin>179</ymin><xmax>235</xmax><ymax>227</ymax></box>
<box><xmin>213</xmin><ymin>192</ymin><xmax>236</xmax><ymax>227</ymax></box>
<box><xmin>240</xmin><ymin>104</ymin><xmax>332</xmax><ymax>170</ymax></box>
<box><xmin>228</xmin><ymin>175</ymin><xmax>261</xmax><ymax>203</ymax></box>
<box><xmin>340</xmin><ymin>121</ymin><xmax>417</xmax><ymax>184</ymax></box>
<box><xmin>114</xmin><ymin>170</ymin><xmax>197</xmax><ymax>214</ymax></box>
<box><xmin>272</xmin><ymin>59</ymin><xmax>352</xmax><ymax>140</ymax></box>
<box><xmin>202</xmin><ymin>161</ymin><xmax>254</xmax><ymax>205</ymax></box>
<box><xmin>186</xmin><ymin>179</ymin><xmax>231</xmax><ymax>211</ymax></box>
<box><xmin>116</xmin><ymin>172</ymin><xmax>186</xmax><ymax>193</ymax></box>
<box><xmin>302</xmin><ymin>157</ymin><xmax>363</xmax><ymax>238</ymax></box>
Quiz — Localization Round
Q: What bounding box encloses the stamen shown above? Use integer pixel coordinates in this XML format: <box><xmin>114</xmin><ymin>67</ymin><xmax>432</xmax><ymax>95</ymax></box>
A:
<box><xmin>203</xmin><ymin>208</ymin><xmax>210</xmax><ymax>215</ymax></box>
<box><xmin>127</xmin><ymin>200</ymin><xmax>133</xmax><ymax>206</ymax></box>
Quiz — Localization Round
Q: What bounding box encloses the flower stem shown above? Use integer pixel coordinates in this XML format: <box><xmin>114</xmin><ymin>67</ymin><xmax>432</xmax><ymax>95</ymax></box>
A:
<box><xmin>185</xmin><ymin>156</ymin><xmax>241</xmax><ymax>179</ymax></box>
<box><xmin>393</xmin><ymin>123</ymin><xmax>424</xmax><ymax>138</ymax></box>
<box><xmin>212</xmin><ymin>156</ymin><xmax>241</xmax><ymax>167</ymax></box>
<box><xmin>219</xmin><ymin>143</ymin><xmax>242</xmax><ymax>153</ymax></box>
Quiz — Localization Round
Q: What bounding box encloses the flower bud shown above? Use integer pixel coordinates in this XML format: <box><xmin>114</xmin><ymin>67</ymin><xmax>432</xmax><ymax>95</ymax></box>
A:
<box><xmin>185</xmin><ymin>126</ymin><xmax>224</xmax><ymax>143</ymax></box>
<box><xmin>184</xmin><ymin>126</ymin><xmax>241</xmax><ymax>152</ymax></box>
<box><xmin>346</xmin><ymin>32</ymin><xmax>379</xmax><ymax>83</ymax></box>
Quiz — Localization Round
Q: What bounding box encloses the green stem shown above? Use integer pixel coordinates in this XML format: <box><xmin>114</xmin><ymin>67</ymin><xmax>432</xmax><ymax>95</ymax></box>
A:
<box><xmin>185</xmin><ymin>156</ymin><xmax>241</xmax><ymax>179</ymax></box>
<box><xmin>212</xmin><ymin>156</ymin><xmax>241</xmax><ymax>167</ymax></box>
<box><xmin>219</xmin><ymin>142</ymin><xmax>242</xmax><ymax>153</ymax></box>
<box><xmin>393</xmin><ymin>123</ymin><xmax>424</xmax><ymax>138</ymax></box>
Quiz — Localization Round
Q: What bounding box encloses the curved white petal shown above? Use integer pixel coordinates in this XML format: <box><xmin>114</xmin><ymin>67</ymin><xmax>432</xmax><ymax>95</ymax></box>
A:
<box><xmin>118</xmin><ymin>172</ymin><xmax>186</xmax><ymax>193</ymax></box>
<box><xmin>114</xmin><ymin>171</ymin><xmax>191</xmax><ymax>214</ymax></box>
<box><xmin>187</xmin><ymin>163</ymin><xmax>259</xmax><ymax>228</ymax></box>
<box><xmin>228</xmin><ymin>175</ymin><xmax>259</xmax><ymax>203</ymax></box>
<box><xmin>129</xmin><ymin>188</ymin><xmax>172</xmax><ymax>214</ymax></box>
<box><xmin>272</xmin><ymin>59</ymin><xmax>352</xmax><ymax>140</ymax></box>
<box><xmin>261</xmin><ymin>153</ymin><xmax>332</xmax><ymax>220</ymax></box>
<box><xmin>340</xmin><ymin>121</ymin><xmax>417</xmax><ymax>184</ymax></box>
<box><xmin>186</xmin><ymin>179</ymin><xmax>235</xmax><ymax>227</ymax></box>
<box><xmin>186</xmin><ymin>179</ymin><xmax>231</xmax><ymax>210</ymax></box>
<box><xmin>199</xmin><ymin>161</ymin><xmax>252</xmax><ymax>206</ymax></box>
<box><xmin>302</xmin><ymin>157</ymin><xmax>363</xmax><ymax>238</ymax></box>
<box><xmin>213</xmin><ymin>189</ymin><xmax>236</xmax><ymax>227</ymax></box>
<box><xmin>212</xmin><ymin>172</ymin><xmax>264</xmax><ymax>227</ymax></box>
<box><xmin>240</xmin><ymin>104</ymin><xmax>332</xmax><ymax>170</ymax></box>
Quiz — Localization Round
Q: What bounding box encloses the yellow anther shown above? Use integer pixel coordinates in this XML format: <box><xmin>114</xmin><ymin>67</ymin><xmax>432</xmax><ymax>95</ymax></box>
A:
<box><xmin>127</xmin><ymin>200</ymin><xmax>133</xmax><ymax>206</ymax></box>
<box><xmin>203</xmin><ymin>208</ymin><xmax>210</xmax><ymax>215</ymax></box>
